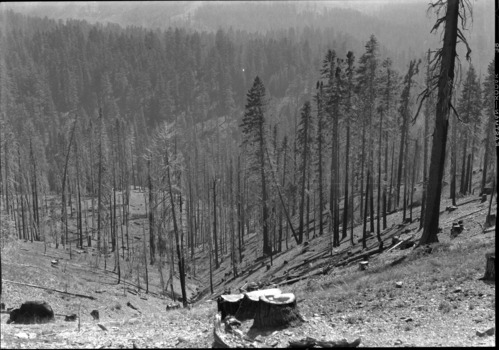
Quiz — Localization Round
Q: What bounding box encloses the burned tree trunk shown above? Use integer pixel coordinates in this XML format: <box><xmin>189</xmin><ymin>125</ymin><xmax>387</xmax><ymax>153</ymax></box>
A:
<box><xmin>252</xmin><ymin>293</ymin><xmax>304</xmax><ymax>329</ymax></box>
<box><xmin>483</xmin><ymin>253</ymin><xmax>495</xmax><ymax>281</ymax></box>
<box><xmin>420</xmin><ymin>0</ymin><xmax>464</xmax><ymax>245</ymax></box>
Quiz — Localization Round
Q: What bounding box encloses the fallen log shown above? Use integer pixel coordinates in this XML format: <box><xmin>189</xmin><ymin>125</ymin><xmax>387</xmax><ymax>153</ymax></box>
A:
<box><xmin>289</xmin><ymin>336</ymin><xmax>361</xmax><ymax>348</ymax></box>
<box><xmin>276</xmin><ymin>275</ymin><xmax>303</xmax><ymax>286</ymax></box>
<box><xmin>442</xmin><ymin>209</ymin><xmax>483</xmax><ymax>228</ymax></box>
<box><xmin>285</xmin><ymin>259</ymin><xmax>316</xmax><ymax>274</ymax></box>
<box><xmin>386</xmin><ymin>234</ymin><xmax>415</xmax><ymax>253</ymax></box>
<box><xmin>386</xmin><ymin>240</ymin><xmax>404</xmax><ymax>252</ymax></box>
<box><xmin>273</xmin><ymin>267</ymin><xmax>332</xmax><ymax>288</ymax></box>
<box><xmin>126</xmin><ymin>301</ymin><xmax>139</xmax><ymax>311</ymax></box>
<box><xmin>3</xmin><ymin>280</ymin><xmax>95</xmax><ymax>300</ymax></box>
<box><xmin>335</xmin><ymin>247</ymin><xmax>383</xmax><ymax>268</ymax></box>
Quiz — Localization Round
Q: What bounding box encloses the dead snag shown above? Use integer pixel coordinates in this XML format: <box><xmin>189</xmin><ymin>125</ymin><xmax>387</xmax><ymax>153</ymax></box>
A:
<box><xmin>217</xmin><ymin>294</ymin><xmax>243</xmax><ymax>320</ymax></box>
<box><xmin>234</xmin><ymin>288</ymin><xmax>282</xmax><ymax>321</ymax></box>
<box><xmin>483</xmin><ymin>253</ymin><xmax>495</xmax><ymax>281</ymax></box>
<box><xmin>252</xmin><ymin>293</ymin><xmax>304</xmax><ymax>329</ymax></box>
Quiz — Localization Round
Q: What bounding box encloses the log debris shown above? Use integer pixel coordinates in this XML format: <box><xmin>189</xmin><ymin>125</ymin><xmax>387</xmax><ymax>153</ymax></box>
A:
<box><xmin>3</xmin><ymin>280</ymin><xmax>96</xmax><ymax>300</ymax></box>
<box><xmin>289</xmin><ymin>336</ymin><xmax>361</xmax><ymax>348</ymax></box>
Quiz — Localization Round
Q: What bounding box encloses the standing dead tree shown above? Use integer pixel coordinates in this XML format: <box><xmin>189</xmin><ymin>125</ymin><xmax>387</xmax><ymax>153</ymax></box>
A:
<box><xmin>417</xmin><ymin>0</ymin><xmax>471</xmax><ymax>245</ymax></box>
<box><xmin>61</xmin><ymin>112</ymin><xmax>78</xmax><ymax>248</ymax></box>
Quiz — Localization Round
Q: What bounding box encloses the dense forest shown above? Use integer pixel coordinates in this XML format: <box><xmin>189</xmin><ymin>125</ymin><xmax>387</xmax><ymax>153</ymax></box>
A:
<box><xmin>0</xmin><ymin>1</ymin><xmax>495</xmax><ymax>303</ymax></box>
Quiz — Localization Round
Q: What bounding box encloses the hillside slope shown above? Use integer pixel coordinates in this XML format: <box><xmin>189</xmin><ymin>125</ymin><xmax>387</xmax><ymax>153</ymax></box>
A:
<box><xmin>1</xmin><ymin>181</ymin><xmax>495</xmax><ymax>347</ymax></box>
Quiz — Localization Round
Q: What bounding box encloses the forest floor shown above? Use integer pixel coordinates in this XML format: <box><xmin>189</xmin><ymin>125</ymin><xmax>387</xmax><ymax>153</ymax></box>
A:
<box><xmin>1</xmin><ymin>181</ymin><xmax>496</xmax><ymax>347</ymax></box>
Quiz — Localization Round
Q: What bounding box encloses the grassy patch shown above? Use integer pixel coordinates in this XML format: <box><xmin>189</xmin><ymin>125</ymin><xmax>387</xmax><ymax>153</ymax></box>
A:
<box><xmin>309</xmin><ymin>235</ymin><xmax>492</xmax><ymax>306</ymax></box>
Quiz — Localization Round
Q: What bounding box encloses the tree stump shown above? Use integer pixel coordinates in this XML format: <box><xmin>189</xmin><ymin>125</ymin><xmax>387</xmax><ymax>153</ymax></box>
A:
<box><xmin>234</xmin><ymin>288</ymin><xmax>281</xmax><ymax>321</ymax></box>
<box><xmin>90</xmin><ymin>310</ymin><xmax>99</xmax><ymax>320</ymax></box>
<box><xmin>359</xmin><ymin>261</ymin><xmax>369</xmax><ymax>271</ymax></box>
<box><xmin>7</xmin><ymin>301</ymin><xmax>54</xmax><ymax>324</ymax></box>
<box><xmin>65</xmin><ymin>314</ymin><xmax>77</xmax><ymax>322</ymax></box>
<box><xmin>450</xmin><ymin>223</ymin><xmax>463</xmax><ymax>238</ymax></box>
<box><xmin>392</xmin><ymin>236</ymin><xmax>400</xmax><ymax>246</ymax></box>
<box><xmin>483</xmin><ymin>253</ymin><xmax>495</xmax><ymax>281</ymax></box>
<box><xmin>217</xmin><ymin>294</ymin><xmax>243</xmax><ymax>320</ymax></box>
<box><xmin>252</xmin><ymin>293</ymin><xmax>304</xmax><ymax>329</ymax></box>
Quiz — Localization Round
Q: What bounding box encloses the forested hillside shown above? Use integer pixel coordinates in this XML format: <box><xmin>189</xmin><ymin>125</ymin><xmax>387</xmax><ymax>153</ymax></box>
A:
<box><xmin>3</xmin><ymin>1</ymin><xmax>494</xmax><ymax>71</ymax></box>
<box><xmin>0</xmin><ymin>0</ymin><xmax>495</xmax><ymax>315</ymax></box>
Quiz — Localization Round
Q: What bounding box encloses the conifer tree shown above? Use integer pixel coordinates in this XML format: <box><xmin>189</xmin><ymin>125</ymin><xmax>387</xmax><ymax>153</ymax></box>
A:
<box><xmin>398</xmin><ymin>59</ymin><xmax>420</xmax><ymax>222</ymax></box>
<box><xmin>314</xmin><ymin>82</ymin><xmax>326</xmax><ymax>237</ymax></box>
<box><xmin>356</xmin><ymin>35</ymin><xmax>379</xmax><ymax>248</ymax></box>
<box><xmin>480</xmin><ymin>59</ymin><xmax>495</xmax><ymax>194</ymax></box>
<box><xmin>342</xmin><ymin>51</ymin><xmax>355</xmax><ymax>241</ymax></box>
<box><xmin>297</xmin><ymin>101</ymin><xmax>312</xmax><ymax>244</ymax></box>
<box><xmin>240</xmin><ymin>76</ymin><xmax>271</xmax><ymax>256</ymax></box>
<box><xmin>456</xmin><ymin>65</ymin><xmax>481</xmax><ymax>195</ymax></box>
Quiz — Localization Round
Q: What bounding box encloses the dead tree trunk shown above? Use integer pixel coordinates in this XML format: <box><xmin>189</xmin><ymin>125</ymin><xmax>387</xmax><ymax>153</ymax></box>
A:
<box><xmin>420</xmin><ymin>0</ymin><xmax>462</xmax><ymax>245</ymax></box>
<box><xmin>450</xmin><ymin>115</ymin><xmax>457</xmax><ymax>206</ymax></box>
<box><xmin>483</xmin><ymin>253</ymin><xmax>495</xmax><ymax>281</ymax></box>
